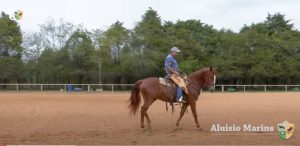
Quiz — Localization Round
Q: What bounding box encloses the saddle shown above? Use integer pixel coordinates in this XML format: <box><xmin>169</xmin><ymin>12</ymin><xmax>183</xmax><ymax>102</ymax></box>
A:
<box><xmin>159</xmin><ymin>77</ymin><xmax>176</xmax><ymax>88</ymax></box>
<box><xmin>159</xmin><ymin>77</ymin><xmax>176</xmax><ymax>103</ymax></box>
<box><xmin>159</xmin><ymin>74</ymin><xmax>189</xmax><ymax>108</ymax></box>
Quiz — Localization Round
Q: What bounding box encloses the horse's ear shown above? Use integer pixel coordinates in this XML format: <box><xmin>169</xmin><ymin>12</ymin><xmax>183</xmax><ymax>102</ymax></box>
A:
<box><xmin>210</xmin><ymin>66</ymin><xmax>213</xmax><ymax>72</ymax></box>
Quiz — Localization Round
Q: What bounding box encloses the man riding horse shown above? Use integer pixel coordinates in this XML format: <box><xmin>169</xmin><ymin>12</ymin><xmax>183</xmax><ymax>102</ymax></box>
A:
<box><xmin>164</xmin><ymin>47</ymin><xmax>186</xmax><ymax>103</ymax></box>
<box><xmin>129</xmin><ymin>48</ymin><xmax>216</xmax><ymax>128</ymax></box>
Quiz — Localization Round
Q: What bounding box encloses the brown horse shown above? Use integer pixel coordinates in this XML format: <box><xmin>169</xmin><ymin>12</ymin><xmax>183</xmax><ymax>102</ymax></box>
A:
<box><xmin>128</xmin><ymin>67</ymin><xmax>216</xmax><ymax>129</ymax></box>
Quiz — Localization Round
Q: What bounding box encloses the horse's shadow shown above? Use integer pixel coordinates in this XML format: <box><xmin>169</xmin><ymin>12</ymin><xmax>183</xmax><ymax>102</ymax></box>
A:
<box><xmin>140</xmin><ymin>126</ymin><xmax>204</xmax><ymax>134</ymax></box>
<box><xmin>174</xmin><ymin>127</ymin><xmax>204</xmax><ymax>131</ymax></box>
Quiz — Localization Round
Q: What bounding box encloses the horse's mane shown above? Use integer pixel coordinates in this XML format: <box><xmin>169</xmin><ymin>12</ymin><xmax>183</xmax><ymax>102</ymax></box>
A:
<box><xmin>188</xmin><ymin>67</ymin><xmax>210</xmax><ymax>79</ymax></box>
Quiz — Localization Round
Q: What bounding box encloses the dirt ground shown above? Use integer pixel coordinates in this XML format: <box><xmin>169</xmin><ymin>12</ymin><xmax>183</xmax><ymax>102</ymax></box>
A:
<box><xmin>0</xmin><ymin>92</ymin><xmax>299</xmax><ymax>145</ymax></box>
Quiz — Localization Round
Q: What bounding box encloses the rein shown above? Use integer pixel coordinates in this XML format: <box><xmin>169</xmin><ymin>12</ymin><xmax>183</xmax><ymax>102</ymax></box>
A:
<box><xmin>180</xmin><ymin>72</ymin><xmax>202</xmax><ymax>95</ymax></box>
<box><xmin>186</xmin><ymin>77</ymin><xmax>201</xmax><ymax>95</ymax></box>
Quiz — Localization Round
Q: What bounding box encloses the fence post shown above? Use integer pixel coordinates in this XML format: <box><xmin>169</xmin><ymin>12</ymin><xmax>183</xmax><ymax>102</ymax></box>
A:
<box><xmin>285</xmin><ymin>85</ymin><xmax>287</xmax><ymax>92</ymax></box>
<box><xmin>222</xmin><ymin>85</ymin><xmax>224</xmax><ymax>92</ymax></box>
<box><xmin>88</xmin><ymin>85</ymin><xmax>90</xmax><ymax>92</ymax></box>
<box><xmin>40</xmin><ymin>84</ymin><xmax>43</xmax><ymax>91</ymax></box>
<box><xmin>64</xmin><ymin>84</ymin><xmax>67</xmax><ymax>92</ymax></box>
<box><xmin>264</xmin><ymin>85</ymin><xmax>267</xmax><ymax>92</ymax></box>
<box><xmin>16</xmin><ymin>84</ymin><xmax>19</xmax><ymax>91</ymax></box>
<box><xmin>244</xmin><ymin>85</ymin><xmax>246</xmax><ymax>92</ymax></box>
<box><xmin>112</xmin><ymin>84</ymin><xmax>114</xmax><ymax>92</ymax></box>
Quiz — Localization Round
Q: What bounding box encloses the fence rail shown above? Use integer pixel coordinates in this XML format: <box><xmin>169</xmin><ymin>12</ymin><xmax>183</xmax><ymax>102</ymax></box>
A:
<box><xmin>0</xmin><ymin>84</ymin><xmax>299</xmax><ymax>92</ymax></box>
<box><xmin>216</xmin><ymin>84</ymin><xmax>300</xmax><ymax>92</ymax></box>
<box><xmin>0</xmin><ymin>84</ymin><xmax>133</xmax><ymax>92</ymax></box>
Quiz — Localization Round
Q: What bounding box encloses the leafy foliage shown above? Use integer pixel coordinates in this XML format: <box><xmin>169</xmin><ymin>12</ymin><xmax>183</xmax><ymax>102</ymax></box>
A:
<box><xmin>0</xmin><ymin>9</ymin><xmax>299</xmax><ymax>85</ymax></box>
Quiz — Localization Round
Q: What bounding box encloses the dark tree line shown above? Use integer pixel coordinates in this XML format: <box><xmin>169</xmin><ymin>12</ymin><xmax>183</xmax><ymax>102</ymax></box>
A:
<box><xmin>0</xmin><ymin>9</ymin><xmax>299</xmax><ymax>85</ymax></box>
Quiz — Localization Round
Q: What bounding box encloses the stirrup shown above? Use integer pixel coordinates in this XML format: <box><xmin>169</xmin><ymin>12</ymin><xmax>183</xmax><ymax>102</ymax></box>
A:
<box><xmin>177</xmin><ymin>96</ymin><xmax>186</xmax><ymax>103</ymax></box>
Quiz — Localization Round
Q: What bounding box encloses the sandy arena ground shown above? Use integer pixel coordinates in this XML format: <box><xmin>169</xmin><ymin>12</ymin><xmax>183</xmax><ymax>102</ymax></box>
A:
<box><xmin>0</xmin><ymin>92</ymin><xmax>299</xmax><ymax>145</ymax></box>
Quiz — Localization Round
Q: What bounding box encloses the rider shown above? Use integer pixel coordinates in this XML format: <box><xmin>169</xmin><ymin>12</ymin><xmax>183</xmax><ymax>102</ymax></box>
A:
<box><xmin>164</xmin><ymin>47</ymin><xmax>186</xmax><ymax>103</ymax></box>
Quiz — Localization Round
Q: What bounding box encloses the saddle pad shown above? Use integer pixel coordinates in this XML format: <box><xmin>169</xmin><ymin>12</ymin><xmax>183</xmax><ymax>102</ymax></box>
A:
<box><xmin>159</xmin><ymin>77</ymin><xmax>174</xmax><ymax>88</ymax></box>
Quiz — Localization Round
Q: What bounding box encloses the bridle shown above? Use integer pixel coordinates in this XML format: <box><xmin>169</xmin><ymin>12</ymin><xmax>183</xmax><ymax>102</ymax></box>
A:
<box><xmin>184</xmin><ymin>73</ymin><xmax>216</xmax><ymax>94</ymax></box>
<box><xmin>210</xmin><ymin>74</ymin><xmax>216</xmax><ymax>90</ymax></box>
<box><xmin>184</xmin><ymin>76</ymin><xmax>201</xmax><ymax>95</ymax></box>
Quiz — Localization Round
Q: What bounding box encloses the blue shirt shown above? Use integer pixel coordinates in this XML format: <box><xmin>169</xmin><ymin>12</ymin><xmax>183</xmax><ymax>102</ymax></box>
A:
<box><xmin>164</xmin><ymin>54</ymin><xmax>179</xmax><ymax>79</ymax></box>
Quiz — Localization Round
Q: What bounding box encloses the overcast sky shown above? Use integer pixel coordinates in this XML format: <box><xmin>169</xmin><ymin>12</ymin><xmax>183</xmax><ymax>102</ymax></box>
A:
<box><xmin>1</xmin><ymin>0</ymin><xmax>300</xmax><ymax>33</ymax></box>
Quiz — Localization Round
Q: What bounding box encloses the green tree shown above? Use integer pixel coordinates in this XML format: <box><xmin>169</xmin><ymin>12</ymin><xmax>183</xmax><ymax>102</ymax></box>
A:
<box><xmin>0</xmin><ymin>12</ymin><xmax>24</xmax><ymax>84</ymax></box>
<box><xmin>265</xmin><ymin>13</ymin><xmax>293</xmax><ymax>36</ymax></box>
<box><xmin>63</xmin><ymin>29</ymin><xmax>96</xmax><ymax>84</ymax></box>
<box><xmin>98</xmin><ymin>21</ymin><xmax>130</xmax><ymax>83</ymax></box>
<box><xmin>132</xmin><ymin>8</ymin><xmax>167</xmax><ymax>78</ymax></box>
<box><xmin>10</xmin><ymin>10</ymin><xmax>300</xmax><ymax>86</ymax></box>
<box><xmin>164</xmin><ymin>20</ymin><xmax>218</xmax><ymax>73</ymax></box>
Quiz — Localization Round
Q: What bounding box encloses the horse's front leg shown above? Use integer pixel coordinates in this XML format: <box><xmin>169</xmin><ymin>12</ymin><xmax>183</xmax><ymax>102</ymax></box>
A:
<box><xmin>176</xmin><ymin>103</ymin><xmax>188</xmax><ymax>126</ymax></box>
<box><xmin>190</xmin><ymin>101</ymin><xmax>200</xmax><ymax>128</ymax></box>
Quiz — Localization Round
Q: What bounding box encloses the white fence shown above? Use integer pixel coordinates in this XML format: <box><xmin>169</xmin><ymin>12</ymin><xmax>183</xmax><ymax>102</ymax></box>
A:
<box><xmin>0</xmin><ymin>84</ymin><xmax>299</xmax><ymax>92</ymax></box>
<box><xmin>0</xmin><ymin>84</ymin><xmax>133</xmax><ymax>92</ymax></box>
<box><xmin>216</xmin><ymin>84</ymin><xmax>300</xmax><ymax>92</ymax></box>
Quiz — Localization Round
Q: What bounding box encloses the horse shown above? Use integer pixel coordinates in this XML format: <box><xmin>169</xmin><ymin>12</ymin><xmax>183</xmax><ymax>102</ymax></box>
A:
<box><xmin>128</xmin><ymin>67</ymin><xmax>216</xmax><ymax>129</ymax></box>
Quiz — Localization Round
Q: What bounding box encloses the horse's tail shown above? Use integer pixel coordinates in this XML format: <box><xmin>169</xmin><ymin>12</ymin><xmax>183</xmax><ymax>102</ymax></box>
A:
<box><xmin>128</xmin><ymin>80</ymin><xmax>143</xmax><ymax>115</ymax></box>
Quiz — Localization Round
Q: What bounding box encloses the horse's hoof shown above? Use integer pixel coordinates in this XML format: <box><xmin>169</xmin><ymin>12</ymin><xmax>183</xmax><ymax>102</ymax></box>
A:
<box><xmin>175</xmin><ymin>127</ymin><xmax>183</xmax><ymax>131</ymax></box>
<box><xmin>147</xmin><ymin>125</ymin><xmax>152</xmax><ymax>130</ymax></box>
<box><xmin>196</xmin><ymin>125</ymin><xmax>203</xmax><ymax>130</ymax></box>
<box><xmin>141</xmin><ymin>125</ymin><xmax>145</xmax><ymax>128</ymax></box>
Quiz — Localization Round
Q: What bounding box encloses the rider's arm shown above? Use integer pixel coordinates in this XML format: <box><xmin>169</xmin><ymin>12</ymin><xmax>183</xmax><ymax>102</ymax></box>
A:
<box><xmin>165</xmin><ymin>56</ymin><xmax>180</xmax><ymax>76</ymax></box>
<box><xmin>168</xmin><ymin>67</ymin><xmax>180</xmax><ymax>76</ymax></box>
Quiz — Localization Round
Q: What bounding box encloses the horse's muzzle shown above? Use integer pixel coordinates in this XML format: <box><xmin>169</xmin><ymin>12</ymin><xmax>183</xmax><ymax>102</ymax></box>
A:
<box><xmin>209</xmin><ymin>84</ymin><xmax>216</xmax><ymax>92</ymax></box>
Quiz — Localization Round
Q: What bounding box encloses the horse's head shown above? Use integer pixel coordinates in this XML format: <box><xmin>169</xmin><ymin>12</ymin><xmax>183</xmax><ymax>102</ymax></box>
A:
<box><xmin>189</xmin><ymin>66</ymin><xmax>217</xmax><ymax>92</ymax></box>
<box><xmin>203</xmin><ymin>66</ymin><xmax>217</xmax><ymax>92</ymax></box>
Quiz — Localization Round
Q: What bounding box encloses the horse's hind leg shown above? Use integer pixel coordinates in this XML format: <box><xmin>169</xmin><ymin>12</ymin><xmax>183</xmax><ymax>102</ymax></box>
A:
<box><xmin>145</xmin><ymin>99</ymin><xmax>156</xmax><ymax>124</ymax></box>
<box><xmin>141</xmin><ymin>99</ymin><xmax>156</xmax><ymax>129</ymax></box>
<box><xmin>176</xmin><ymin>103</ymin><xmax>188</xmax><ymax>126</ymax></box>
<box><xmin>141</xmin><ymin>105</ymin><xmax>149</xmax><ymax>128</ymax></box>
<box><xmin>141</xmin><ymin>105</ymin><xmax>146</xmax><ymax>128</ymax></box>
<box><xmin>144</xmin><ymin>109</ymin><xmax>151</xmax><ymax>124</ymax></box>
